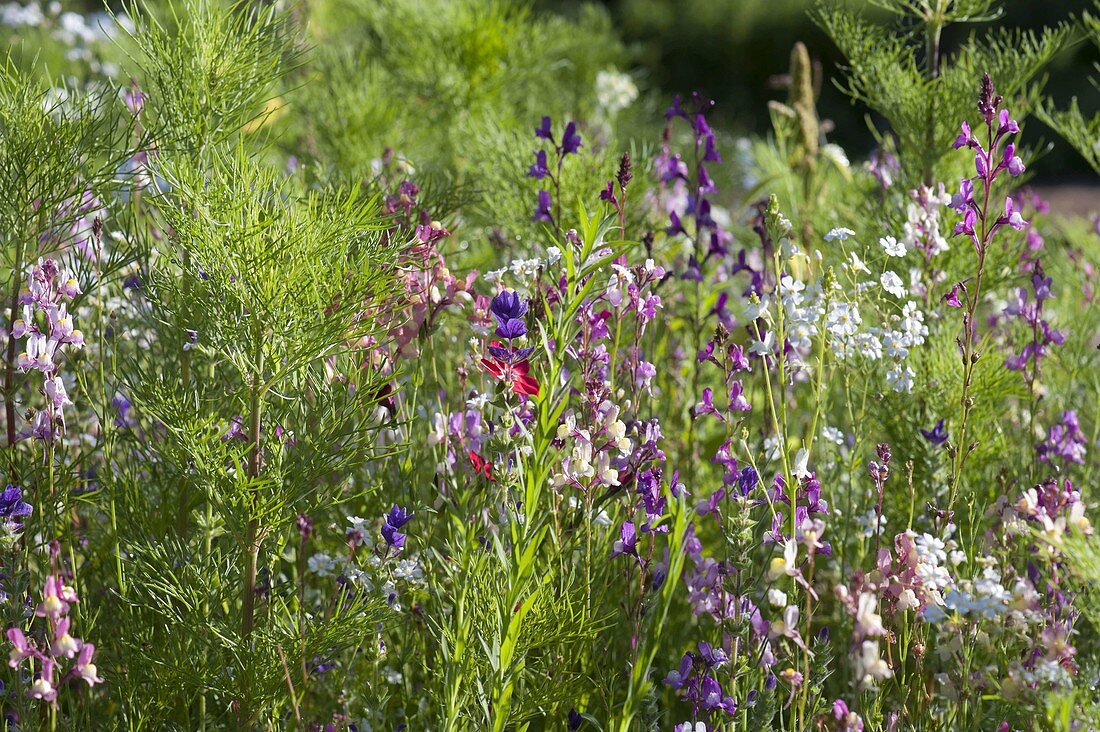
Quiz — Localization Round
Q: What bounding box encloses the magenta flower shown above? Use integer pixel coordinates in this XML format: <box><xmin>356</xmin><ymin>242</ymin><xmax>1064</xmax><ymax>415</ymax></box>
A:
<box><xmin>943</xmin><ymin>283</ymin><xmax>964</xmax><ymax>308</ymax></box>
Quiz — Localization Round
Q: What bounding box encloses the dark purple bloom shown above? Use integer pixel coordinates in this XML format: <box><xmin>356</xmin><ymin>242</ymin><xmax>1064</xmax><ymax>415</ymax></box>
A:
<box><xmin>488</xmin><ymin>344</ymin><xmax>535</xmax><ymax>363</ymax></box>
<box><xmin>528</xmin><ymin>150</ymin><xmax>550</xmax><ymax>180</ymax></box>
<box><xmin>697</xmin><ymin>641</ymin><xmax>727</xmax><ymax>668</ymax></box>
<box><xmin>112</xmin><ymin>393</ymin><xmax>135</xmax><ymax>428</ymax></box>
<box><xmin>611</xmin><ymin>521</ymin><xmax>638</xmax><ymax>559</ymax></box>
<box><xmin>700</xmin><ymin>676</ymin><xmax>736</xmax><ymax>714</ymax></box>
<box><xmin>920</xmin><ymin>419</ymin><xmax>948</xmax><ymax>445</ymax></box>
<box><xmin>533</xmin><ymin>190</ymin><xmax>553</xmax><ymax>223</ymax></box>
<box><xmin>535</xmin><ymin>116</ymin><xmax>553</xmax><ymax>141</ymax></box>
<box><xmin>491</xmin><ymin>291</ymin><xmax>528</xmax><ymax>322</ymax></box>
<box><xmin>0</xmin><ymin>485</ymin><xmax>32</xmax><ymax>526</ymax></box>
<box><xmin>665</xmin><ymin>95</ymin><xmax>687</xmax><ymax>120</ymax></box>
<box><xmin>561</xmin><ymin>121</ymin><xmax>582</xmax><ymax>155</ymax></box>
<box><xmin>737</xmin><ymin>466</ymin><xmax>758</xmax><ymax>496</ymax></box>
<box><xmin>380</xmin><ymin>522</ymin><xmax>406</xmax><ymax>550</ymax></box>
<box><xmin>660</xmin><ymin>154</ymin><xmax>689</xmax><ymax>183</ymax></box>
<box><xmin>666</xmin><ymin>211</ymin><xmax>686</xmax><ymax>237</ymax></box>
<box><xmin>599</xmin><ymin>180</ymin><xmax>619</xmax><ymax>209</ymax></box>
<box><xmin>496</xmin><ymin>318</ymin><xmax>527</xmax><ymax>340</ymax></box>
<box><xmin>385</xmin><ymin>504</ymin><xmax>414</xmax><ymax>529</ymax></box>
<box><xmin>568</xmin><ymin>709</ymin><xmax>582</xmax><ymax>730</ymax></box>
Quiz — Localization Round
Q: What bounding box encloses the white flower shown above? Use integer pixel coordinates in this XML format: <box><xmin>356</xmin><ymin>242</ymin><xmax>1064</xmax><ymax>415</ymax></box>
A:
<box><xmin>851</xmin><ymin>332</ymin><xmax>883</xmax><ymax>361</ymax></box>
<box><xmin>308</xmin><ymin>553</ymin><xmax>337</xmax><ymax>577</ymax></box>
<box><xmin>749</xmin><ymin>331</ymin><xmax>776</xmax><ymax>356</ymax></box>
<box><xmin>768</xmin><ymin>588</ymin><xmax>788</xmax><ymax>607</ymax></box>
<box><xmin>845</xmin><ymin>252</ymin><xmax>871</xmax><ymax>274</ymax></box>
<box><xmin>822</xmin><ymin>426</ymin><xmax>845</xmax><ymax>445</ymax></box>
<box><xmin>824</xmin><ymin>227</ymin><xmax>856</xmax><ymax>241</ymax></box>
<box><xmin>858</xmin><ymin>640</ymin><xmax>893</xmax><ymax>684</ymax></box>
<box><xmin>792</xmin><ymin>448</ymin><xmax>810</xmax><ymax>481</ymax></box>
<box><xmin>595</xmin><ymin>69</ymin><xmax>638</xmax><ymax>114</ymax></box>
<box><xmin>744</xmin><ymin>294</ymin><xmax>771</xmax><ymax>322</ymax></box>
<box><xmin>826</xmin><ymin>301</ymin><xmax>861</xmax><ymax>338</ymax></box>
<box><xmin>856</xmin><ymin>508</ymin><xmax>886</xmax><ymax>538</ymax></box>
<box><xmin>885</xmin><ymin>364</ymin><xmax>914</xmax><ymax>392</ymax></box>
<box><xmin>546</xmin><ymin>246</ymin><xmax>562</xmax><ymax>265</ymax></box>
<box><xmin>880</xmin><ymin>271</ymin><xmax>906</xmax><ymax>298</ymax></box>
<box><xmin>856</xmin><ymin>592</ymin><xmax>886</xmax><ymax>636</ymax></box>
<box><xmin>882</xmin><ymin>330</ymin><xmax>909</xmax><ymax>359</ymax></box>
<box><xmin>880</xmin><ymin>236</ymin><xmax>907</xmax><ymax>257</ymax></box>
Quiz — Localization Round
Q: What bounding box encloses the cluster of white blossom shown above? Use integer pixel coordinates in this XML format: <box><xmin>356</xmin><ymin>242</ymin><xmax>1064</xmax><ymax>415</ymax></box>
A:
<box><xmin>482</xmin><ymin>246</ymin><xmax>562</xmax><ymax>285</ymax></box>
<box><xmin>595</xmin><ymin>69</ymin><xmax>638</xmax><ymax>116</ymax></box>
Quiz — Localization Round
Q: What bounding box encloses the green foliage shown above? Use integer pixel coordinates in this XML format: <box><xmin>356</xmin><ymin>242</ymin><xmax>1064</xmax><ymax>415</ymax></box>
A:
<box><xmin>815</xmin><ymin>1</ymin><xmax>1075</xmax><ymax>187</ymax></box>
<box><xmin>1037</xmin><ymin>5</ymin><xmax>1100</xmax><ymax>173</ymax></box>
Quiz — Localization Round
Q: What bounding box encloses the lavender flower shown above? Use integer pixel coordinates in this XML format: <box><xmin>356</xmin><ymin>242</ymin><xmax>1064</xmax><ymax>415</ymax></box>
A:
<box><xmin>1037</xmin><ymin>411</ymin><xmax>1087</xmax><ymax>466</ymax></box>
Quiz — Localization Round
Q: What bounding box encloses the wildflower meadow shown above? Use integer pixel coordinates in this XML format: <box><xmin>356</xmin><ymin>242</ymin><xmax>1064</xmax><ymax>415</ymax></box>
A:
<box><xmin>1</xmin><ymin>0</ymin><xmax>1099</xmax><ymax>729</ymax></box>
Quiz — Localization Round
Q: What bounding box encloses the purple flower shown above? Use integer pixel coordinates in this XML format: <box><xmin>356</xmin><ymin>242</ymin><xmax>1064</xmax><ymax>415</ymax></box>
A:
<box><xmin>527</xmin><ymin>150</ymin><xmax>550</xmax><ymax>180</ymax></box>
<box><xmin>535</xmin><ymin>116</ymin><xmax>553</xmax><ymax>141</ymax></box>
<box><xmin>737</xmin><ymin>466</ymin><xmax>759</xmax><ymax>496</ymax></box>
<box><xmin>1003</xmin><ymin>143</ymin><xmax>1025</xmax><ymax>176</ymax></box>
<box><xmin>599</xmin><ymin>180</ymin><xmax>619</xmax><ymax>209</ymax></box>
<box><xmin>380</xmin><ymin>523</ymin><xmax>406</xmax><ymax>550</ymax></box>
<box><xmin>491</xmin><ymin>291</ymin><xmax>530</xmax><ymax>341</ymax></box>
<box><xmin>665</xmin><ymin>95</ymin><xmax>687</xmax><ymax>120</ymax></box>
<box><xmin>0</xmin><ymin>485</ymin><xmax>32</xmax><ymax>527</ymax></box>
<box><xmin>490</xmin><ymin>290</ymin><xmax>528</xmax><ymax>322</ymax></box>
<box><xmin>381</xmin><ymin>504</ymin><xmax>414</xmax><ymax>550</ymax></box>
<box><xmin>487</xmin><ymin>344</ymin><xmax>535</xmax><ymax>363</ymax></box>
<box><xmin>920</xmin><ymin>419</ymin><xmax>948</xmax><ymax>445</ymax></box>
<box><xmin>611</xmin><ymin>521</ymin><xmax>638</xmax><ymax>559</ymax></box>
<box><xmin>953</xmin><ymin>121</ymin><xmax>975</xmax><ymax>149</ymax></box>
<box><xmin>697</xmin><ymin>641</ymin><xmax>728</xmax><ymax>668</ymax></box>
<box><xmin>660</xmin><ymin>154</ymin><xmax>689</xmax><ymax>183</ymax></box>
<box><xmin>561</xmin><ymin>121</ymin><xmax>582</xmax><ymax>155</ymax></box>
<box><xmin>385</xmin><ymin>504</ymin><xmax>414</xmax><ymax>529</ymax></box>
<box><xmin>568</xmin><ymin>709</ymin><xmax>582</xmax><ymax>731</ymax></box>
<box><xmin>533</xmin><ymin>190</ymin><xmax>553</xmax><ymax>223</ymax></box>
<box><xmin>943</xmin><ymin>284</ymin><xmax>964</xmax><ymax>308</ymax></box>
<box><xmin>728</xmin><ymin>380</ymin><xmax>751</xmax><ymax>412</ymax></box>
<box><xmin>1037</xmin><ymin>411</ymin><xmax>1088</xmax><ymax>465</ymax></box>
<box><xmin>495</xmin><ymin>318</ymin><xmax>527</xmax><ymax>340</ymax></box>
<box><xmin>663</xmin><ymin>652</ymin><xmax>693</xmax><ymax>688</ymax></box>
<box><xmin>700</xmin><ymin>676</ymin><xmax>736</xmax><ymax>714</ymax></box>
<box><xmin>112</xmin><ymin>394</ymin><xmax>135</xmax><ymax>428</ymax></box>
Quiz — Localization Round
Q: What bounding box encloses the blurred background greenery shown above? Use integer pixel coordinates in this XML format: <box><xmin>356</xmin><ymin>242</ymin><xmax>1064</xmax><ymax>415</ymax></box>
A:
<box><xmin>548</xmin><ymin>0</ymin><xmax>1099</xmax><ymax>182</ymax></box>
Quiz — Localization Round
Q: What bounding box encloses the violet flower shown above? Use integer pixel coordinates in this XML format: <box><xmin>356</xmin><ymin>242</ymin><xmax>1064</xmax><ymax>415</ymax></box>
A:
<box><xmin>611</xmin><ymin>521</ymin><xmax>639</xmax><ymax>560</ymax></box>
<box><xmin>533</xmin><ymin>190</ymin><xmax>553</xmax><ymax>223</ymax></box>
<box><xmin>920</xmin><ymin>419</ymin><xmax>948</xmax><ymax>446</ymax></box>
<box><xmin>0</xmin><ymin>485</ymin><xmax>32</xmax><ymax>531</ymax></box>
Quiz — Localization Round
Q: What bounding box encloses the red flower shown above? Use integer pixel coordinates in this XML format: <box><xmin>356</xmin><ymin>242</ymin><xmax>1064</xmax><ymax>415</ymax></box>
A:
<box><xmin>480</xmin><ymin>354</ymin><xmax>540</xmax><ymax>397</ymax></box>
<box><xmin>468</xmin><ymin>450</ymin><xmax>495</xmax><ymax>482</ymax></box>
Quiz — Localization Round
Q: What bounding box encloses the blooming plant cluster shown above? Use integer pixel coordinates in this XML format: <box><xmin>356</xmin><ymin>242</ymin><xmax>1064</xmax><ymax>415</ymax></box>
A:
<box><xmin>0</xmin><ymin>0</ymin><xmax>1098</xmax><ymax>730</ymax></box>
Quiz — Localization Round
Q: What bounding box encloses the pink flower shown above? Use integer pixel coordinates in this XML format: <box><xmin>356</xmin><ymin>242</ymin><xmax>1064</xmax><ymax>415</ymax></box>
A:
<box><xmin>74</xmin><ymin>643</ymin><xmax>103</xmax><ymax>686</ymax></box>
<box><xmin>7</xmin><ymin>628</ymin><xmax>33</xmax><ymax>668</ymax></box>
